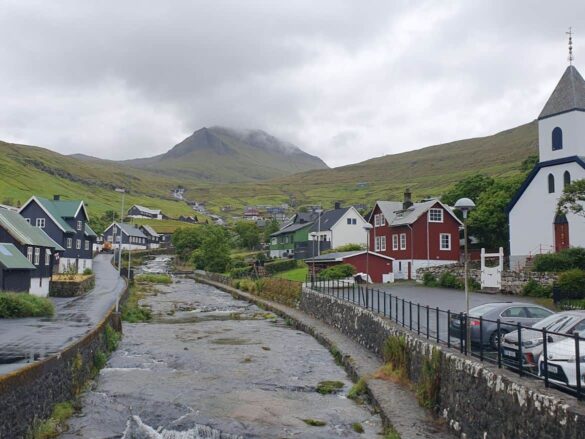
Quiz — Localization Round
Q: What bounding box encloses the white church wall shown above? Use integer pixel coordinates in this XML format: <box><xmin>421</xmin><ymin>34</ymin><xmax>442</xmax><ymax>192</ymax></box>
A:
<box><xmin>539</xmin><ymin>111</ymin><xmax>585</xmax><ymax>162</ymax></box>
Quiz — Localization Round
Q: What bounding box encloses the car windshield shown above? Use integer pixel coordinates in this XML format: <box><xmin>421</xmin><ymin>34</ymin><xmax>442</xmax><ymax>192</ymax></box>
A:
<box><xmin>469</xmin><ymin>303</ymin><xmax>502</xmax><ymax>316</ymax></box>
<box><xmin>532</xmin><ymin>314</ymin><xmax>577</xmax><ymax>332</ymax></box>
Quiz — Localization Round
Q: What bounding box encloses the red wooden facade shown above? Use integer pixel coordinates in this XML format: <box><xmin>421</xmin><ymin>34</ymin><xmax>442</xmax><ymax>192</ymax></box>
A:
<box><xmin>310</xmin><ymin>252</ymin><xmax>393</xmax><ymax>283</ymax></box>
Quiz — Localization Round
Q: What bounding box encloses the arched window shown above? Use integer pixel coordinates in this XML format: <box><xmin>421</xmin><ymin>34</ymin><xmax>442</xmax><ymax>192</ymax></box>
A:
<box><xmin>552</xmin><ymin>127</ymin><xmax>563</xmax><ymax>150</ymax></box>
<box><xmin>564</xmin><ymin>170</ymin><xmax>571</xmax><ymax>187</ymax></box>
<box><xmin>548</xmin><ymin>173</ymin><xmax>555</xmax><ymax>193</ymax></box>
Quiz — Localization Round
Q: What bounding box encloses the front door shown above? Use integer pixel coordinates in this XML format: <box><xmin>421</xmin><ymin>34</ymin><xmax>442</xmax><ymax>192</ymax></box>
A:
<box><xmin>554</xmin><ymin>214</ymin><xmax>570</xmax><ymax>252</ymax></box>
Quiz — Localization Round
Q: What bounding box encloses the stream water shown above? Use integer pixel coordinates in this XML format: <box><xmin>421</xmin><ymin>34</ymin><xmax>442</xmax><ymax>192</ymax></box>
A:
<box><xmin>60</xmin><ymin>257</ymin><xmax>384</xmax><ymax>438</ymax></box>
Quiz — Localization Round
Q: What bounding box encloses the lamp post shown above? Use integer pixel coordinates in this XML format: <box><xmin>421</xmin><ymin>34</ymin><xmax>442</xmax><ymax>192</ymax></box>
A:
<box><xmin>309</xmin><ymin>232</ymin><xmax>317</xmax><ymax>281</ymax></box>
<box><xmin>363</xmin><ymin>223</ymin><xmax>373</xmax><ymax>284</ymax></box>
<box><xmin>454</xmin><ymin>197</ymin><xmax>476</xmax><ymax>353</ymax></box>
<box><xmin>315</xmin><ymin>208</ymin><xmax>323</xmax><ymax>256</ymax></box>
<box><xmin>115</xmin><ymin>188</ymin><xmax>126</xmax><ymax>313</ymax></box>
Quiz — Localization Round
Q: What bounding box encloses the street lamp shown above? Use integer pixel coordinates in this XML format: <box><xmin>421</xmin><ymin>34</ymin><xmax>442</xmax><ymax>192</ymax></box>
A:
<box><xmin>363</xmin><ymin>223</ymin><xmax>373</xmax><ymax>284</ymax></box>
<box><xmin>115</xmin><ymin>188</ymin><xmax>126</xmax><ymax>313</ymax></box>
<box><xmin>315</xmin><ymin>208</ymin><xmax>323</xmax><ymax>256</ymax></box>
<box><xmin>309</xmin><ymin>232</ymin><xmax>317</xmax><ymax>282</ymax></box>
<box><xmin>455</xmin><ymin>197</ymin><xmax>475</xmax><ymax>353</ymax></box>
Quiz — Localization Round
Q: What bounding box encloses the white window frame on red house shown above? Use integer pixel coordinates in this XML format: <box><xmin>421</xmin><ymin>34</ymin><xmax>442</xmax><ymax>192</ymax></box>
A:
<box><xmin>374</xmin><ymin>214</ymin><xmax>380</xmax><ymax>227</ymax></box>
<box><xmin>375</xmin><ymin>236</ymin><xmax>380</xmax><ymax>251</ymax></box>
<box><xmin>392</xmin><ymin>234</ymin><xmax>399</xmax><ymax>250</ymax></box>
<box><xmin>440</xmin><ymin>233</ymin><xmax>451</xmax><ymax>250</ymax></box>
<box><xmin>429</xmin><ymin>208</ymin><xmax>444</xmax><ymax>223</ymax></box>
<box><xmin>379</xmin><ymin>214</ymin><xmax>385</xmax><ymax>226</ymax></box>
<box><xmin>400</xmin><ymin>233</ymin><xmax>407</xmax><ymax>250</ymax></box>
<box><xmin>380</xmin><ymin>235</ymin><xmax>386</xmax><ymax>251</ymax></box>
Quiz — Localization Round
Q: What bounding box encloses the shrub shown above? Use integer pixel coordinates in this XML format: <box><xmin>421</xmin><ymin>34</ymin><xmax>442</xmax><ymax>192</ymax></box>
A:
<box><xmin>438</xmin><ymin>272</ymin><xmax>462</xmax><ymax>289</ymax></box>
<box><xmin>532</xmin><ymin>247</ymin><xmax>585</xmax><ymax>272</ymax></box>
<box><xmin>31</xmin><ymin>401</ymin><xmax>75</xmax><ymax>439</ymax></box>
<box><xmin>319</xmin><ymin>264</ymin><xmax>356</xmax><ymax>280</ymax></box>
<box><xmin>555</xmin><ymin>269</ymin><xmax>585</xmax><ymax>300</ymax></box>
<box><xmin>422</xmin><ymin>273</ymin><xmax>438</xmax><ymax>287</ymax></box>
<box><xmin>347</xmin><ymin>378</ymin><xmax>367</xmax><ymax>401</ymax></box>
<box><xmin>416</xmin><ymin>348</ymin><xmax>441</xmax><ymax>409</ymax></box>
<box><xmin>522</xmin><ymin>279</ymin><xmax>552</xmax><ymax>298</ymax></box>
<box><xmin>229</xmin><ymin>266</ymin><xmax>252</xmax><ymax>278</ymax></box>
<box><xmin>83</xmin><ymin>268</ymin><xmax>93</xmax><ymax>275</ymax></box>
<box><xmin>121</xmin><ymin>285</ymin><xmax>152</xmax><ymax>323</ymax></box>
<box><xmin>256</xmin><ymin>277</ymin><xmax>302</xmax><ymax>307</ymax></box>
<box><xmin>134</xmin><ymin>274</ymin><xmax>172</xmax><ymax>284</ymax></box>
<box><xmin>0</xmin><ymin>292</ymin><xmax>55</xmax><ymax>318</ymax></box>
<box><xmin>264</xmin><ymin>259</ymin><xmax>298</xmax><ymax>274</ymax></box>
<box><xmin>104</xmin><ymin>324</ymin><xmax>121</xmax><ymax>352</ymax></box>
<box><xmin>322</xmin><ymin>243</ymin><xmax>365</xmax><ymax>254</ymax></box>
<box><xmin>382</xmin><ymin>336</ymin><xmax>409</xmax><ymax>379</ymax></box>
<box><xmin>93</xmin><ymin>350</ymin><xmax>107</xmax><ymax>370</ymax></box>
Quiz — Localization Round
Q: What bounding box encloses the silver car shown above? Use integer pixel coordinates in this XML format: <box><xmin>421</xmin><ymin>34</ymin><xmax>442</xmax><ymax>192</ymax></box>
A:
<box><xmin>501</xmin><ymin>311</ymin><xmax>585</xmax><ymax>372</ymax></box>
<box><xmin>449</xmin><ymin>302</ymin><xmax>554</xmax><ymax>349</ymax></box>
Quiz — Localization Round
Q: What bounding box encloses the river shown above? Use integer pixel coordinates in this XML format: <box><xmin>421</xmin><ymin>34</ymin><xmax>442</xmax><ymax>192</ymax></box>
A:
<box><xmin>61</xmin><ymin>257</ymin><xmax>384</xmax><ymax>438</ymax></box>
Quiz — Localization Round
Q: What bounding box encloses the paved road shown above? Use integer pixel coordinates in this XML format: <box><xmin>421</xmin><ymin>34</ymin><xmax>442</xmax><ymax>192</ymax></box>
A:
<box><xmin>0</xmin><ymin>254</ymin><xmax>126</xmax><ymax>375</ymax></box>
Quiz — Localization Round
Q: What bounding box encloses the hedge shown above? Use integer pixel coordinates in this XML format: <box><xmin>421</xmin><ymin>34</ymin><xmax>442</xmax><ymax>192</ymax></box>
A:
<box><xmin>0</xmin><ymin>292</ymin><xmax>55</xmax><ymax>318</ymax></box>
<box><xmin>319</xmin><ymin>264</ymin><xmax>356</xmax><ymax>280</ymax></box>
<box><xmin>533</xmin><ymin>247</ymin><xmax>585</xmax><ymax>272</ymax></box>
<box><xmin>264</xmin><ymin>259</ymin><xmax>299</xmax><ymax>274</ymax></box>
<box><xmin>555</xmin><ymin>269</ymin><xmax>585</xmax><ymax>300</ymax></box>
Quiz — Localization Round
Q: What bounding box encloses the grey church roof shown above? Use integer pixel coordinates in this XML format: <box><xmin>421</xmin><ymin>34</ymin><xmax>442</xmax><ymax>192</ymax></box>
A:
<box><xmin>539</xmin><ymin>65</ymin><xmax>585</xmax><ymax>120</ymax></box>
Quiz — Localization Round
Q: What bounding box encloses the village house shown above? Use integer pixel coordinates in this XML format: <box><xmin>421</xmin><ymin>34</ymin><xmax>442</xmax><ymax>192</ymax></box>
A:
<box><xmin>368</xmin><ymin>190</ymin><xmax>462</xmax><ymax>280</ymax></box>
<box><xmin>508</xmin><ymin>64</ymin><xmax>585</xmax><ymax>270</ymax></box>
<box><xmin>127</xmin><ymin>204</ymin><xmax>165</xmax><ymax>220</ymax></box>
<box><xmin>103</xmin><ymin>223</ymin><xmax>149</xmax><ymax>250</ymax></box>
<box><xmin>308</xmin><ymin>203</ymin><xmax>369</xmax><ymax>253</ymax></box>
<box><xmin>243</xmin><ymin>207</ymin><xmax>262</xmax><ymax>221</ymax></box>
<box><xmin>306</xmin><ymin>250</ymin><xmax>394</xmax><ymax>283</ymax></box>
<box><xmin>0</xmin><ymin>207</ymin><xmax>65</xmax><ymax>296</ymax></box>
<box><xmin>0</xmin><ymin>243</ymin><xmax>36</xmax><ymax>293</ymax></box>
<box><xmin>139</xmin><ymin>225</ymin><xmax>161</xmax><ymax>249</ymax></box>
<box><xmin>19</xmin><ymin>195</ymin><xmax>96</xmax><ymax>274</ymax></box>
<box><xmin>269</xmin><ymin>211</ymin><xmax>319</xmax><ymax>259</ymax></box>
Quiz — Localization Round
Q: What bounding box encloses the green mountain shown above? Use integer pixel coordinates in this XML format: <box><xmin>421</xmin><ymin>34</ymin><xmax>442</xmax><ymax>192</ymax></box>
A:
<box><xmin>120</xmin><ymin>127</ymin><xmax>329</xmax><ymax>182</ymax></box>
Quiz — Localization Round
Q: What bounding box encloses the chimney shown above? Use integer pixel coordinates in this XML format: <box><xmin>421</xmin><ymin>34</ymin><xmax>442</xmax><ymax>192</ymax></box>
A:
<box><xmin>334</xmin><ymin>201</ymin><xmax>341</xmax><ymax>209</ymax></box>
<box><xmin>403</xmin><ymin>188</ymin><xmax>413</xmax><ymax>210</ymax></box>
<box><xmin>53</xmin><ymin>195</ymin><xmax>60</xmax><ymax>201</ymax></box>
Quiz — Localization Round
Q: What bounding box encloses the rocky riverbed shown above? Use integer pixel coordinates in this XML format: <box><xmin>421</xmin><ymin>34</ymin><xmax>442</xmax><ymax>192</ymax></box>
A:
<box><xmin>61</xmin><ymin>262</ymin><xmax>384</xmax><ymax>438</ymax></box>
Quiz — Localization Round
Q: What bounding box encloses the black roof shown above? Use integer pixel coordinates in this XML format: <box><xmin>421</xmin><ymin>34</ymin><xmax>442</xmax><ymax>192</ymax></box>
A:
<box><xmin>308</xmin><ymin>208</ymin><xmax>350</xmax><ymax>233</ymax></box>
<box><xmin>539</xmin><ymin>65</ymin><xmax>585</xmax><ymax>120</ymax></box>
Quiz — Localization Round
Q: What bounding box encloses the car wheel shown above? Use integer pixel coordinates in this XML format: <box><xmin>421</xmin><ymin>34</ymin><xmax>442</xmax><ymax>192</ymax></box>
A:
<box><xmin>490</xmin><ymin>329</ymin><xmax>509</xmax><ymax>350</ymax></box>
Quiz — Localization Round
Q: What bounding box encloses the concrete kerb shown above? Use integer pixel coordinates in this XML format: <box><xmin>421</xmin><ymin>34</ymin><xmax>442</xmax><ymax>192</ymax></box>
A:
<box><xmin>0</xmin><ymin>278</ymin><xmax>129</xmax><ymax>439</ymax></box>
<box><xmin>193</xmin><ymin>274</ymin><xmax>449</xmax><ymax>438</ymax></box>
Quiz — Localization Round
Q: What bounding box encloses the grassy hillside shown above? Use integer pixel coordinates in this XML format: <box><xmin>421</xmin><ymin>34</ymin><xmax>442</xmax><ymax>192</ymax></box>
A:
<box><xmin>190</xmin><ymin>121</ymin><xmax>538</xmax><ymax>213</ymax></box>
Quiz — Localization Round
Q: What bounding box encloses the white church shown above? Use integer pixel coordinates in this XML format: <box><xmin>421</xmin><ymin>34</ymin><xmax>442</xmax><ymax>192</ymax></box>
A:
<box><xmin>508</xmin><ymin>63</ymin><xmax>585</xmax><ymax>270</ymax></box>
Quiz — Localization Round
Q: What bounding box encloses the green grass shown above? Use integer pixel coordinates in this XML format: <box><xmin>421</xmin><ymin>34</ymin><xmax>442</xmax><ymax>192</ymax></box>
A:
<box><xmin>315</xmin><ymin>380</ymin><xmax>344</xmax><ymax>395</ymax></box>
<box><xmin>347</xmin><ymin>378</ymin><xmax>367</xmax><ymax>401</ymax></box>
<box><xmin>121</xmin><ymin>285</ymin><xmax>153</xmax><ymax>323</ymax></box>
<box><xmin>30</xmin><ymin>401</ymin><xmax>74</xmax><ymax>439</ymax></box>
<box><xmin>302</xmin><ymin>419</ymin><xmax>327</xmax><ymax>427</ymax></box>
<box><xmin>352</xmin><ymin>422</ymin><xmax>364</xmax><ymax>434</ymax></box>
<box><xmin>275</xmin><ymin>266</ymin><xmax>308</xmax><ymax>282</ymax></box>
<box><xmin>134</xmin><ymin>274</ymin><xmax>172</xmax><ymax>284</ymax></box>
<box><xmin>0</xmin><ymin>292</ymin><xmax>55</xmax><ymax>318</ymax></box>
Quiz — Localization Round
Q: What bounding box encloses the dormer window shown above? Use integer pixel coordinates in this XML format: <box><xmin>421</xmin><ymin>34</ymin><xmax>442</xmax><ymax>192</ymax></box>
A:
<box><xmin>548</xmin><ymin>173</ymin><xmax>555</xmax><ymax>193</ymax></box>
<box><xmin>77</xmin><ymin>220</ymin><xmax>83</xmax><ymax>231</ymax></box>
<box><xmin>564</xmin><ymin>171</ymin><xmax>571</xmax><ymax>187</ymax></box>
<box><xmin>552</xmin><ymin>127</ymin><xmax>563</xmax><ymax>151</ymax></box>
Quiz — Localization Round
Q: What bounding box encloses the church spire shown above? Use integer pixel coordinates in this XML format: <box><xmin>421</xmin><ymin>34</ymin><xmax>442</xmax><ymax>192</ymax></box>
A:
<box><xmin>567</xmin><ymin>27</ymin><xmax>574</xmax><ymax>65</ymax></box>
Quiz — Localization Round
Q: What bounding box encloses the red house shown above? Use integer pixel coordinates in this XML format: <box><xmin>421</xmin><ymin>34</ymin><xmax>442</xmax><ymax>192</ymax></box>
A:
<box><xmin>368</xmin><ymin>190</ymin><xmax>462</xmax><ymax>280</ymax></box>
<box><xmin>306</xmin><ymin>250</ymin><xmax>394</xmax><ymax>283</ymax></box>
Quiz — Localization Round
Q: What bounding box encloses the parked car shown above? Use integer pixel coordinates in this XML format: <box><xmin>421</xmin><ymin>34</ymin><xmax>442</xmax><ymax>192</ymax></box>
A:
<box><xmin>449</xmin><ymin>302</ymin><xmax>554</xmax><ymax>349</ymax></box>
<box><xmin>502</xmin><ymin>311</ymin><xmax>585</xmax><ymax>372</ymax></box>
<box><xmin>538</xmin><ymin>335</ymin><xmax>585</xmax><ymax>387</ymax></box>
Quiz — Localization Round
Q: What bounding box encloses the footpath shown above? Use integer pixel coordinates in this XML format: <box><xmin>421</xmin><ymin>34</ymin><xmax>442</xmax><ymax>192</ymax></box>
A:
<box><xmin>0</xmin><ymin>254</ymin><xmax>126</xmax><ymax>375</ymax></box>
<box><xmin>195</xmin><ymin>275</ymin><xmax>453</xmax><ymax>439</ymax></box>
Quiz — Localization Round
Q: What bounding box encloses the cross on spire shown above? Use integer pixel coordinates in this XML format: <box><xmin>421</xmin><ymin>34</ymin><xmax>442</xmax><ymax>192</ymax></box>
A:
<box><xmin>567</xmin><ymin>27</ymin><xmax>574</xmax><ymax>65</ymax></box>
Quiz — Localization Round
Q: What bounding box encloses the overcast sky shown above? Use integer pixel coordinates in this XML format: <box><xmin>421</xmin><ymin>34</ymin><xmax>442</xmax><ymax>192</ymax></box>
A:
<box><xmin>1</xmin><ymin>1</ymin><xmax>584</xmax><ymax>167</ymax></box>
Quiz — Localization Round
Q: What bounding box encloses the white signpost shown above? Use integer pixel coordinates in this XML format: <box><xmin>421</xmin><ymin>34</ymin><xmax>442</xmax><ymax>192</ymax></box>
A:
<box><xmin>480</xmin><ymin>247</ymin><xmax>503</xmax><ymax>290</ymax></box>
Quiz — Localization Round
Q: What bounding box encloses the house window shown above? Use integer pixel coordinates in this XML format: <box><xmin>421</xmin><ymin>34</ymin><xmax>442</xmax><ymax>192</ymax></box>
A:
<box><xmin>45</xmin><ymin>249</ymin><xmax>51</xmax><ymax>266</ymax></box>
<box><xmin>271</xmin><ymin>238</ymin><xmax>277</xmax><ymax>245</ymax></box>
<box><xmin>379</xmin><ymin>214</ymin><xmax>385</xmax><ymax>226</ymax></box>
<box><xmin>36</xmin><ymin>218</ymin><xmax>45</xmax><ymax>228</ymax></box>
<box><xmin>392</xmin><ymin>234</ymin><xmax>399</xmax><ymax>250</ymax></box>
<box><xmin>85</xmin><ymin>241</ymin><xmax>89</xmax><ymax>251</ymax></box>
<box><xmin>374</xmin><ymin>214</ymin><xmax>380</xmax><ymax>227</ymax></box>
<box><xmin>375</xmin><ymin>236</ymin><xmax>381</xmax><ymax>251</ymax></box>
<box><xmin>66</xmin><ymin>238</ymin><xmax>72</xmax><ymax>249</ymax></box>
<box><xmin>27</xmin><ymin>247</ymin><xmax>33</xmax><ymax>262</ymax></box>
<box><xmin>380</xmin><ymin>236</ymin><xmax>386</xmax><ymax>251</ymax></box>
<box><xmin>107</xmin><ymin>235</ymin><xmax>113</xmax><ymax>243</ymax></box>
<box><xmin>400</xmin><ymin>233</ymin><xmax>407</xmax><ymax>250</ymax></box>
<box><xmin>352</xmin><ymin>218</ymin><xmax>357</xmax><ymax>225</ymax></box>
<box><xmin>548</xmin><ymin>173</ymin><xmax>555</xmax><ymax>193</ymax></box>
<box><xmin>77</xmin><ymin>220</ymin><xmax>83</xmax><ymax>231</ymax></box>
<box><xmin>564</xmin><ymin>171</ymin><xmax>571</xmax><ymax>187</ymax></box>
<box><xmin>552</xmin><ymin>127</ymin><xmax>563</xmax><ymax>151</ymax></box>
<box><xmin>76</xmin><ymin>239</ymin><xmax>81</xmax><ymax>250</ymax></box>
<box><xmin>440</xmin><ymin>233</ymin><xmax>451</xmax><ymax>250</ymax></box>
<box><xmin>34</xmin><ymin>248</ymin><xmax>40</xmax><ymax>265</ymax></box>
<box><xmin>429</xmin><ymin>208</ymin><xmax>443</xmax><ymax>222</ymax></box>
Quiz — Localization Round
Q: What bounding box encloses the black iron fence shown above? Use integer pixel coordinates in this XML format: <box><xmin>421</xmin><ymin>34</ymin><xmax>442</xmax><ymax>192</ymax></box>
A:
<box><xmin>306</xmin><ymin>277</ymin><xmax>585</xmax><ymax>401</ymax></box>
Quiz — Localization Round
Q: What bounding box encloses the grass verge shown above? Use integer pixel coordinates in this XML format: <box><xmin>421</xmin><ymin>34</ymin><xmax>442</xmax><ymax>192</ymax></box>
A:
<box><xmin>29</xmin><ymin>401</ymin><xmax>75</xmax><ymax>438</ymax></box>
<box><xmin>134</xmin><ymin>273</ymin><xmax>172</xmax><ymax>284</ymax></box>
<box><xmin>121</xmin><ymin>284</ymin><xmax>152</xmax><ymax>323</ymax></box>
<box><xmin>0</xmin><ymin>292</ymin><xmax>55</xmax><ymax>318</ymax></box>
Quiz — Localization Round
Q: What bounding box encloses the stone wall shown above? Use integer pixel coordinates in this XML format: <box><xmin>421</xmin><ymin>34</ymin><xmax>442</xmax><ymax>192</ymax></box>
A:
<box><xmin>50</xmin><ymin>274</ymin><xmax>95</xmax><ymax>297</ymax></box>
<box><xmin>0</xmin><ymin>287</ymin><xmax>127</xmax><ymax>438</ymax></box>
<box><xmin>416</xmin><ymin>263</ymin><xmax>558</xmax><ymax>294</ymax></box>
<box><xmin>300</xmin><ymin>287</ymin><xmax>585</xmax><ymax>439</ymax></box>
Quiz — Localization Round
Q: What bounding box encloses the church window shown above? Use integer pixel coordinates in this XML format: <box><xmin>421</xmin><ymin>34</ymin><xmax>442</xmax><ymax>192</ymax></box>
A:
<box><xmin>552</xmin><ymin>127</ymin><xmax>563</xmax><ymax>151</ymax></box>
<box><xmin>564</xmin><ymin>171</ymin><xmax>571</xmax><ymax>187</ymax></box>
<box><xmin>548</xmin><ymin>174</ymin><xmax>555</xmax><ymax>193</ymax></box>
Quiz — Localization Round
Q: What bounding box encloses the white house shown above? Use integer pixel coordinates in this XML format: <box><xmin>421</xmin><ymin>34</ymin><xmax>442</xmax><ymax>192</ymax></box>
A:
<box><xmin>309</xmin><ymin>204</ymin><xmax>369</xmax><ymax>250</ymax></box>
<box><xmin>508</xmin><ymin>64</ymin><xmax>585</xmax><ymax>270</ymax></box>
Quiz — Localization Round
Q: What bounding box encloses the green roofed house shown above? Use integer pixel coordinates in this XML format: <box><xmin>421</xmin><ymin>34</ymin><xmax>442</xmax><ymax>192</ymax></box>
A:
<box><xmin>269</xmin><ymin>212</ymin><xmax>319</xmax><ymax>259</ymax></box>
<box><xmin>0</xmin><ymin>207</ymin><xmax>64</xmax><ymax>296</ymax></box>
<box><xmin>0</xmin><ymin>243</ymin><xmax>36</xmax><ymax>293</ymax></box>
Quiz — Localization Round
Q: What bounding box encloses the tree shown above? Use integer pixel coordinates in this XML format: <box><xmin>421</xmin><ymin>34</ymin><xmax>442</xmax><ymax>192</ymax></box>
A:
<box><xmin>190</xmin><ymin>225</ymin><xmax>232</xmax><ymax>273</ymax></box>
<box><xmin>172</xmin><ymin>227</ymin><xmax>205</xmax><ymax>259</ymax></box>
<box><xmin>441</xmin><ymin>174</ymin><xmax>495</xmax><ymax>206</ymax></box>
<box><xmin>89</xmin><ymin>210</ymin><xmax>120</xmax><ymax>235</ymax></box>
<box><xmin>558</xmin><ymin>179</ymin><xmax>585</xmax><ymax>217</ymax></box>
<box><xmin>234</xmin><ymin>221</ymin><xmax>260</xmax><ymax>249</ymax></box>
<box><xmin>263</xmin><ymin>219</ymin><xmax>280</xmax><ymax>242</ymax></box>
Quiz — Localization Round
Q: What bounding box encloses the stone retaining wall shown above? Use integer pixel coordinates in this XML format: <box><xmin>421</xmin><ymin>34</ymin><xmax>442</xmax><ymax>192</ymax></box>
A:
<box><xmin>0</xmin><ymin>286</ymin><xmax>127</xmax><ymax>438</ymax></box>
<box><xmin>300</xmin><ymin>287</ymin><xmax>585</xmax><ymax>439</ymax></box>
<box><xmin>50</xmin><ymin>275</ymin><xmax>96</xmax><ymax>297</ymax></box>
<box><xmin>416</xmin><ymin>264</ymin><xmax>558</xmax><ymax>294</ymax></box>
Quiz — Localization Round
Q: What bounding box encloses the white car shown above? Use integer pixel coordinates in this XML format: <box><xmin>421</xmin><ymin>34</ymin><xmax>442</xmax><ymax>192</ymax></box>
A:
<box><xmin>538</xmin><ymin>336</ymin><xmax>585</xmax><ymax>387</ymax></box>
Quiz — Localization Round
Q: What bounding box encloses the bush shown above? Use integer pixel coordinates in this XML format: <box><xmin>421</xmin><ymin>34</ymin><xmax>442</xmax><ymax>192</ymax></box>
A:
<box><xmin>0</xmin><ymin>292</ymin><xmax>55</xmax><ymax>318</ymax></box>
<box><xmin>121</xmin><ymin>285</ymin><xmax>152</xmax><ymax>323</ymax></box>
<box><xmin>82</xmin><ymin>268</ymin><xmax>93</xmax><ymax>275</ymax></box>
<box><xmin>533</xmin><ymin>247</ymin><xmax>585</xmax><ymax>272</ymax></box>
<box><xmin>319</xmin><ymin>264</ymin><xmax>356</xmax><ymax>280</ymax></box>
<box><xmin>422</xmin><ymin>273</ymin><xmax>438</xmax><ymax>287</ymax></box>
<box><xmin>235</xmin><ymin>277</ymin><xmax>302</xmax><ymax>307</ymax></box>
<box><xmin>438</xmin><ymin>272</ymin><xmax>462</xmax><ymax>289</ymax></box>
<box><xmin>264</xmin><ymin>259</ymin><xmax>298</xmax><ymax>274</ymax></box>
<box><xmin>229</xmin><ymin>266</ymin><xmax>252</xmax><ymax>278</ymax></box>
<box><xmin>555</xmin><ymin>269</ymin><xmax>585</xmax><ymax>300</ymax></box>
<box><xmin>322</xmin><ymin>243</ymin><xmax>365</xmax><ymax>254</ymax></box>
<box><xmin>522</xmin><ymin>279</ymin><xmax>552</xmax><ymax>298</ymax></box>
<box><xmin>134</xmin><ymin>274</ymin><xmax>172</xmax><ymax>284</ymax></box>
<box><xmin>382</xmin><ymin>335</ymin><xmax>409</xmax><ymax>379</ymax></box>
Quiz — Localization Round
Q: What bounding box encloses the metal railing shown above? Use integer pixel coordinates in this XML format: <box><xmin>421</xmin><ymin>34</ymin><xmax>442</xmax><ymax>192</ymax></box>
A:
<box><xmin>306</xmin><ymin>277</ymin><xmax>585</xmax><ymax>400</ymax></box>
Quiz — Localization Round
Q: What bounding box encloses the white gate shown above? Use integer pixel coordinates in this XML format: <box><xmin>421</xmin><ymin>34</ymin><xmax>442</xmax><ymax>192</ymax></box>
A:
<box><xmin>480</xmin><ymin>247</ymin><xmax>503</xmax><ymax>289</ymax></box>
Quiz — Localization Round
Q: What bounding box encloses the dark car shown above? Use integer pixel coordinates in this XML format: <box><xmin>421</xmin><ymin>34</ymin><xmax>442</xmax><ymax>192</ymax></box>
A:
<box><xmin>449</xmin><ymin>302</ymin><xmax>554</xmax><ymax>349</ymax></box>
